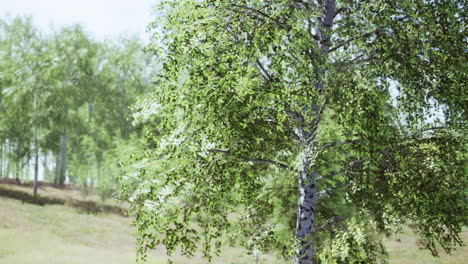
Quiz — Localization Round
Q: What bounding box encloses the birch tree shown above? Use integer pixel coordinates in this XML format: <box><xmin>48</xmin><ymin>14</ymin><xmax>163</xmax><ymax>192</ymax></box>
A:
<box><xmin>123</xmin><ymin>1</ymin><xmax>466</xmax><ymax>263</ymax></box>
<box><xmin>0</xmin><ymin>16</ymin><xmax>58</xmax><ymax>193</ymax></box>
<box><xmin>0</xmin><ymin>17</ymin><xmax>153</xmax><ymax>199</ymax></box>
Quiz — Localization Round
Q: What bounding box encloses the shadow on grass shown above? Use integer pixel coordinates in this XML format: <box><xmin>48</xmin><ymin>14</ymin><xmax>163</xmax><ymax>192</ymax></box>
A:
<box><xmin>0</xmin><ymin>184</ymin><xmax>127</xmax><ymax>217</ymax></box>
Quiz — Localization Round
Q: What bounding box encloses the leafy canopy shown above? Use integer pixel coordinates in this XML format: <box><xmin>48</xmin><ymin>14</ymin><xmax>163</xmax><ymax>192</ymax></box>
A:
<box><xmin>121</xmin><ymin>1</ymin><xmax>466</xmax><ymax>263</ymax></box>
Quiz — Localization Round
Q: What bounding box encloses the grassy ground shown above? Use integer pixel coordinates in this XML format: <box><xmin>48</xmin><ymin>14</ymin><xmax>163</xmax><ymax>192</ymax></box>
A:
<box><xmin>385</xmin><ymin>225</ymin><xmax>467</xmax><ymax>264</ymax></box>
<box><xmin>0</xmin><ymin>183</ymin><xmax>466</xmax><ymax>264</ymax></box>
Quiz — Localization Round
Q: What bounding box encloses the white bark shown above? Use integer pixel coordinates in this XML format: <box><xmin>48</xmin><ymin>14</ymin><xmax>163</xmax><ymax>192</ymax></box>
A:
<box><xmin>294</xmin><ymin>154</ymin><xmax>317</xmax><ymax>264</ymax></box>
<box><xmin>293</xmin><ymin>1</ymin><xmax>336</xmax><ymax>263</ymax></box>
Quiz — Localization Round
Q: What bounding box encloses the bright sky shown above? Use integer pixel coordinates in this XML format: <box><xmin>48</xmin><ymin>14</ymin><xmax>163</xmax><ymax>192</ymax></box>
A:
<box><xmin>1</xmin><ymin>0</ymin><xmax>157</xmax><ymax>41</ymax></box>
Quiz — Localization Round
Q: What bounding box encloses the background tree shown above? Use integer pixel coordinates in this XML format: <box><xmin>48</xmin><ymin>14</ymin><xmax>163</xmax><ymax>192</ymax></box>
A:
<box><xmin>0</xmin><ymin>16</ymin><xmax>54</xmax><ymax>193</ymax></box>
<box><xmin>0</xmin><ymin>16</ymin><xmax>154</xmax><ymax>201</ymax></box>
<box><xmin>121</xmin><ymin>1</ymin><xmax>466</xmax><ymax>264</ymax></box>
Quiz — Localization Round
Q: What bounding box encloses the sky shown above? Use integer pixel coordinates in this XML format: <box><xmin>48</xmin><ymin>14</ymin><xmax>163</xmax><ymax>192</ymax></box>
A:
<box><xmin>1</xmin><ymin>0</ymin><xmax>157</xmax><ymax>42</ymax></box>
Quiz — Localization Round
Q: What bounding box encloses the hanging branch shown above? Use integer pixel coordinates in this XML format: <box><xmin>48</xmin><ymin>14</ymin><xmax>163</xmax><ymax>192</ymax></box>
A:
<box><xmin>328</xmin><ymin>28</ymin><xmax>379</xmax><ymax>53</ymax></box>
<box><xmin>321</xmin><ymin>139</ymin><xmax>361</xmax><ymax>150</ymax></box>
<box><xmin>229</xmin><ymin>4</ymin><xmax>288</xmax><ymax>28</ymax></box>
<box><xmin>317</xmin><ymin>183</ymin><xmax>349</xmax><ymax>200</ymax></box>
<box><xmin>314</xmin><ymin>216</ymin><xmax>342</xmax><ymax>233</ymax></box>
<box><xmin>207</xmin><ymin>149</ymin><xmax>296</xmax><ymax>171</ymax></box>
<box><xmin>255</xmin><ymin>59</ymin><xmax>272</xmax><ymax>82</ymax></box>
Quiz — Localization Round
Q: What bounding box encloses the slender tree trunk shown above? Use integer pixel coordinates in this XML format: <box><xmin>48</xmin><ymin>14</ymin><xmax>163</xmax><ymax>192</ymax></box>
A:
<box><xmin>96</xmin><ymin>155</ymin><xmax>101</xmax><ymax>180</ymax></box>
<box><xmin>33</xmin><ymin>119</ymin><xmax>39</xmax><ymax>196</ymax></box>
<box><xmin>88</xmin><ymin>101</ymin><xmax>93</xmax><ymax>122</ymax></box>
<box><xmin>54</xmin><ymin>151</ymin><xmax>60</xmax><ymax>185</ymax></box>
<box><xmin>15</xmin><ymin>139</ymin><xmax>21</xmax><ymax>181</ymax></box>
<box><xmin>88</xmin><ymin>100</ymin><xmax>94</xmax><ymax>188</ymax></box>
<box><xmin>89</xmin><ymin>160</ymin><xmax>94</xmax><ymax>188</ymax></box>
<box><xmin>58</xmin><ymin>130</ymin><xmax>68</xmax><ymax>186</ymax></box>
<box><xmin>0</xmin><ymin>93</ymin><xmax>2</xmax><ymax>177</ymax></box>
<box><xmin>6</xmin><ymin>141</ymin><xmax>12</xmax><ymax>178</ymax></box>
<box><xmin>0</xmin><ymin>143</ymin><xmax>3</xmax><ymax>178</ymax></box>
<box><xmin>42</xmin><ymin>154</ymin><xmax>48</xmax><ymax>181</ymax></box>
<box><xmin>293</xmin><ymin>2</ymin><xmax>336</xmax><ymax>263</ymax></box>
<box><xmin>25</xmin><ymin>156</ymin><xmax>29</xmax><ymax>180</ymax></box>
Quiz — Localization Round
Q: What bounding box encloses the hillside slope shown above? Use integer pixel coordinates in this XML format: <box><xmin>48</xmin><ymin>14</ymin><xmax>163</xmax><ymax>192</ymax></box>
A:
<box><xmin>0</xmin><ymin>184</ymin><xmax>466</xmax><ymax>263</ymax></box>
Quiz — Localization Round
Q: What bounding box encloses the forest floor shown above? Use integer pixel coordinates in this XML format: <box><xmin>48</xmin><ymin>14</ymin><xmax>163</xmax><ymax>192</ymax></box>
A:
<box><xmin>0</xmin><ymin>182</ymin><xmax>466</xmax><ymax>264</ymax></box>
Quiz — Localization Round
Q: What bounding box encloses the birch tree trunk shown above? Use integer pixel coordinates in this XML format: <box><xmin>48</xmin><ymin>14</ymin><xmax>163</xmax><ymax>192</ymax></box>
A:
<box><xmin>6</xmin><ymin>141</ymin><xmax>12</xmax><ymax>178</ymax></box>
<box><xmin>58</xmin><ymin>130</ymin><xmax>68</xmax><ymax>186</ymax></box>
<box><xmin>42</xmin><ymin>154</ymin><xmax>48</xmax><ymax>180</ymax></box>
<box><xmin>15</xmin><ymin>139</ymin><xmax>21</xmax><ymax>181</ymax></box>
<box><xmin>0</xmin><ymin>143</ymin><xmax>3</xmax><ymax>178</ymax></box>
<box><xmin>294</xmin><ymin>2</ymin><xmax>335</xmax><ymax>262</ymax></box>
<box><xmin>294</xmin><ymin>154</ymin><xmax>317</xmax><ymax>264</ymax></box>
<box><xmin>33</xmin><ymin>117</ymin><xmax>39</xmax><ymax>196</ymax></box>
<box><xmin>33</xmin><ymin>92</ymin><xmax>40</xmax><ymax>196</ymax></box>
<box><xmin>54</xmin><ymin>151</ymin><xmax>60</xmax><ymax>185</ymax></box>
<box><xmin>88</xmin><ymin>101</ymin><xmax>94</xmax><ymax>122</ymax></box>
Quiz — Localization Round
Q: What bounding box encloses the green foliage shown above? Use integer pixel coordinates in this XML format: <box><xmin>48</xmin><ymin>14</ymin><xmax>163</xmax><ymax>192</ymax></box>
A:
<box><xmin>317</xmin><ymin>213</ymin><xmax>388</xmax><ymax>264</ymax></box>
<box><xmin>0</xmin><ymin>16</ymin><xmax>154</xmax><ymax>199</ymax></box>
<box><xmin>121</xmin><ymin>0</ymin><xmax>466</xmax><ymax>263</ymax></box>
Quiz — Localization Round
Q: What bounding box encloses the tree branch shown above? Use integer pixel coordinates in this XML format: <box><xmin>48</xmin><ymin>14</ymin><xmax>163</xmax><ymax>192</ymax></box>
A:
<box><xmin>321</xmin><ymin>139</ymin><xmax>361</xmax><ymax>150</ymax></box>
<box><xmin>292</xmin><ymin>0</ymin><xmax>313</xmax><ymax>10</ymax></box>
<box><xmin>334</xmin><ymin>53</ymin><xmax>375</xmax><ymax>68</ymax></box>
<box><xmin>333</xmin><ymin>7</ymin><xmax>345</xmax><ymax>18</ymax></box>
<box><xmin>317</xmin><ymin>183</ymin><xmax>348</xmax><ymax>200</ymax></box>
<box><xmin>255</xmin><ymin>59</ymin><xmax>272</xmax><ymax>82</ymax></box>
<box><xmin>315</xmin><ymin>168</ymin><xmax>343</xmax><ymax>181</ymax></box>
<box><xmin>308</xmin><ymin>96</ymin><xmax>330</xmax><ymax>136</ymax></box>
<box><xmin>328</xmin><ymin>29</ymin><xmax>379</xmax><ymax>53</ymax></box>
<box><xmin>307</xmin><ymin>18</ymin><xmax>320</xmax><ymax>43</ymax></box>
<box><xmin>207</xmin><ymin>149</ymin><xmax>295</xmax><ymax>171</ymax></box>
<box><xmin>217</xmin><ymin>23</ymin><xmax>273</xmax><ymax>83</ymax></box>
<box><xmin>410</xmin><ymin>126</ymin><xmax>456</xmax><ymax>137</ymax></box>
<box><xmin>314</xmin><ymin>216</ymin><xmax>342</xmax><ymax>233</ymax></box>
<box><xmin>229</xmin><ymin>4</ymin><xmax>289</xmax><ymax>29</ymax></box>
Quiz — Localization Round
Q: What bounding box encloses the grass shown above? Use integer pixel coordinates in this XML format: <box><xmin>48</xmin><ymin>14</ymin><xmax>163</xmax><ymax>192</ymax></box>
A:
<box><xmin>0</xmin><ymin>184</ymin><xmax>280</xmax><ymax>264</ymax></box>
<box><xmin>0</xmin><ymin>183</ymin><xmax>466</xmax><ymax>263</ymax></box>
<box><xmin>385</xmin><ymin>225</ymin><xmax>467</xmax><ymax>264</ymax></box>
